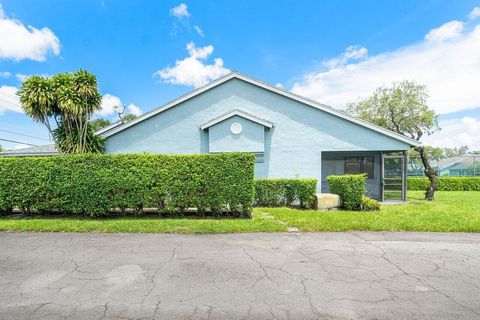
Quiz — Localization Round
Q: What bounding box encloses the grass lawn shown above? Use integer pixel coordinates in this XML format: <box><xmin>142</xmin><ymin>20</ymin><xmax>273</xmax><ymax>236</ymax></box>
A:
<box><xmin>0</xmin><ymin>191</ymin><xmax>479</xmax><ymax>233</ymax></box>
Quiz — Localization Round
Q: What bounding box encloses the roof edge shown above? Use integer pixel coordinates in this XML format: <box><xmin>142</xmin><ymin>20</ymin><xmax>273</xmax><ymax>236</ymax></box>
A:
<box><xmin>200</xmin><ymin>109</ymin><xmax>274</xmax><ymax>130</ymax></box>
<box><xmin>100</xmin><ymin>71</ymin><xmax>421</xmax><ymax>147</ymax></box>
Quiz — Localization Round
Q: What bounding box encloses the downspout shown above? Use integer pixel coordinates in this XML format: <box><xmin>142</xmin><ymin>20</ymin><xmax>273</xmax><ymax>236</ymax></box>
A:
<box><xmin>380</xmin><ymin>152</ymin><xmax>384</xmax><ymax>202</ymax></box>
<box><xmin>403</xmin><ymin>151</ymin><xmax>408</xmax><ymax>202</ymax></box>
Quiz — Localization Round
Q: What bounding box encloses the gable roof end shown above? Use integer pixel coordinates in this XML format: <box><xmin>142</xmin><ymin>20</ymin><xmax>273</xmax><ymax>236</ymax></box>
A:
<box><xmin>100</xmin><ymin>71</ymin><xmax>421</xmax><ymax>147</ymax></box>
<box><xmin>200</xmin><ymin>109</ymin><xmax>274</xmax><ymax>130</ymax></box>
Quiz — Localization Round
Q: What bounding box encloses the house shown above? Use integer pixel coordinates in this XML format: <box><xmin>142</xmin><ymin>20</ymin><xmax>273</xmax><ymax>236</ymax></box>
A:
<box><xmin>437</xmin><ymin>156</ymin><xmax>479</xmax><ymax>176</ymax></box>
<box><xmin>0</xmin><ymin>72</ymin><xmax>420</xmax><ymax>201</ymax></box>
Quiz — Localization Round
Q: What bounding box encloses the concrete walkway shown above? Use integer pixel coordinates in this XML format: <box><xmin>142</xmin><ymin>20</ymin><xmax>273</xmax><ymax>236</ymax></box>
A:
<box><xmin>1</xmin><ymin>231</ymin><xmax>480</xmax><ymax>319</ymax></box>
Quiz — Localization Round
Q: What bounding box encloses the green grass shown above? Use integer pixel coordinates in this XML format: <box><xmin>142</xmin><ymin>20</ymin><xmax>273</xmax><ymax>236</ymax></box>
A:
<box><xmin>264</xmin><ymin>191</ymin><xmax>480</xmax><ymax>232</ymax></box>
<box><xmin>0</xmin><ymin>191</ymin><xmax>479</xmax><ymax>233</ymax></box>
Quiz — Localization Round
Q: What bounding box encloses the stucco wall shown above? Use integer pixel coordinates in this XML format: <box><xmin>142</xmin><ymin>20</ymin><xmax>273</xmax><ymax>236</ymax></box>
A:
<box><xmin>105</xmin><ymin>78</ymin><xmax>411</xmax><ymax>191</ymax></box>
<box><xmin>208</xmin><ymin>115</ymin><xmax>266</xmax><ymax>153</ymax></box>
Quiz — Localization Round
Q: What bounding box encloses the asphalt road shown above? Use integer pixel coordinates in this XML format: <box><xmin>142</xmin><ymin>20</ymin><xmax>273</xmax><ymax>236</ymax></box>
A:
<box><xmin>1</xmin><ymin>231</ymin><xmax>480</xmax><ymax>320</ymax></box>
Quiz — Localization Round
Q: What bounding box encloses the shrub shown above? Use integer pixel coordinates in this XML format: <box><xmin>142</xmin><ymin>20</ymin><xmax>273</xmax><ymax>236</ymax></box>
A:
<box><xmin>254</xmin><ymin>178</ymin><xmax>317</xmax><ymax>209</ymax></box>
<box><xmin>462</xmin><ymin>177</ymin><xmax>480</xmax><ymax>191</ymax></box>
<box><xmin>0</xmin><ymin>153</ymin><xmax>255</xmax><ymax>217</ymax></box>
<box><xmin>361</xmin><ymin>196</ymin><xmax>380</xmax><ymax>211</ymax></box>
<box><xmin>327</xmin><ymin>174</ymin><xmax>366</xmax><ymax>210</ymax></box>
<box><xmin>407</xmin><ymin>177</ymin><xmax>480</xmax><ymax>191</ymax></box>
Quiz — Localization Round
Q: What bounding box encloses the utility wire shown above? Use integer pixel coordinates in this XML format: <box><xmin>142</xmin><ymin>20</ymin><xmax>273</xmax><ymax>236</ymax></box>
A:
<box><xmin>0</xmin><ymin>138</ymin><xmax>38</xmax><ymax>146</ymax></box>
<box><xmin>0</xmin><ymin>91</ymin><xmax>19</xmax><ymax>99</ymax></box>
<box><xmin>0</xmin><ymin>129</ymin><xmax>50</xmax><ymax>141</ymax></box>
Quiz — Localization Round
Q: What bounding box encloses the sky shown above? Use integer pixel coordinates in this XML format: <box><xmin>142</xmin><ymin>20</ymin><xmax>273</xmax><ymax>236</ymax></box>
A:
<box><xmin>0</xmin><ymin>0</ymin><xmax>480</xmax><ymax>150</ymax></box>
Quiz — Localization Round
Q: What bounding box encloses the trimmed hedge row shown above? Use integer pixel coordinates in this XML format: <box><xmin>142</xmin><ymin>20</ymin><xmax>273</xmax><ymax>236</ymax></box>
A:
<box><xmin>254</xmin><ymin>178</ymin><xmax>317</xmax><ymax>208</ymax></box>
<box><xmin>391</xmin><ymin>177</ymin><xmax>480</xmax><ymax>191</ymax></box>
<box><xmin>0</xmin><ymin>153</ymin><xmax>255</xmax><ymax>217</ymax></box>
<box><xmin>327</xmin><ymin>174</ymin><xmax>366</xmax><ymax>210</ymax></box>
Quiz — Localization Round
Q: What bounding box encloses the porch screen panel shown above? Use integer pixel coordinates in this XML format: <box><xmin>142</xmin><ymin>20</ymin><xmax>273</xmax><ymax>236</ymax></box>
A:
<box><xmin>344</xmin><ymin>157</ymin><xmax>374</xmax><ymax>178</ymax></box>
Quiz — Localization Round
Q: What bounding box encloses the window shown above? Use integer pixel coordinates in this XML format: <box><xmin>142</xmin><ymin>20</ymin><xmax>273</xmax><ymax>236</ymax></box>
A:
<box><xmin>344</xmin><ymin>157</ymin><xmax>374</xmax><ymax>179</ymax></box>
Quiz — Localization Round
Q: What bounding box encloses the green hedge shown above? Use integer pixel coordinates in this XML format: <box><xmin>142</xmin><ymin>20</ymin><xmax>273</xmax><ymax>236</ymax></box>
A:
<box><xmin>406</xmin><ymin>177</ymin><xmax>480</xmax><ymax>191</ymax></box>
<box><xmin>327</xmin><ymin>174</ymin><xmax>366</xmax><ymax>210</ymax></box>
<box><xmin>254</xmin><ymin>178</ymin><xmax>317</xmax><ymax>208</ymax></box>
<box><xmin>0</xmin><ymin>153</ymin><xmax>255</xmax><ymax>217</ymax></box>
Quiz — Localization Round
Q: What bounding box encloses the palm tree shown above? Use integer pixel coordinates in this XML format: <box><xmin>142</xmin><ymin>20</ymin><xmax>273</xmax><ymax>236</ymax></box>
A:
<box><xmin>17</xmin><ymin>76</ymin><xmax>57</xmax><ymax>136</ymax></box>
<box><xmin>18</xmin><ymin>70</ymin><xmax>104</xmax><ymax>154</ymax></box>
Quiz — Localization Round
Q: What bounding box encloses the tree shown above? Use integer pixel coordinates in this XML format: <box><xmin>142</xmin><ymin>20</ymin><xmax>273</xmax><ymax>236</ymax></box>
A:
<box><xmin>18</xmin><ymin>70</ymin><xmax>104</xmax><ymax>154</ymax></box>
<box><xmin>347</xmin><ymin>80</ymin><xmax>440</xmax><ymax>200</ymax></box>
<box><xmin>90</xmin><ymin>118</ymin><xmax>111</xmax><ymax>132</ymax></box>
<box><xmin>0</xmin><ymin>144</ymin><xmax>4</xmax><ymax>152</ymax></box>
<box><xmin>444</xmin><ymin>145</ymin><xmax>469</xmax><ymax>157</ymax></box>
<box><xmin>122</xmin><ymin>113</ymin><xmax>138</xmax><ymax>122</ymax></box>
<box><xmin>407</xmin><ymin>145</ymin><xmax>444</xmax><ymax>175</ymax></box>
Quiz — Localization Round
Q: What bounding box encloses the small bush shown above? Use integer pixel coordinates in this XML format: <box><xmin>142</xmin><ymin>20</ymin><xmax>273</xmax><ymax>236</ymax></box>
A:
<box><xmin>407</xmin><ymin>177</ymin><xmax>480</xmax><ymax>191</ymax></box>
<box><xmin>327</xmin><ymin>174</ymin><xmax>366</xmax><ymax>210</ymax></box>
<box><xmin>254</xmin><ymin>178</ymin><xmax>317</xmax><ymax>209</ymax></box>
<box><xmin>361</xmin><ymin>196</ymin><xmax>380</xmax><ymax>211</ymax></box>
<box><xmin>0</xmin><ymin>153</ymin><xmax>255</xmax><ymax>217</ymax></box>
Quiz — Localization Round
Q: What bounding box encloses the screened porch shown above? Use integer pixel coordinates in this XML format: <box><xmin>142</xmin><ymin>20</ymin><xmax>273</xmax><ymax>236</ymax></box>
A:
<box><xmin>321</xmin><ymin>151</ymin><xmax>408</xmax><ymax>202</ymax></box>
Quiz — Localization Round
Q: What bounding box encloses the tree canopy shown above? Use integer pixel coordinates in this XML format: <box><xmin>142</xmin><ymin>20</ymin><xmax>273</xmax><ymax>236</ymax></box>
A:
<box><xmin>347</xmin><ymin>81</ymin><xmax>439</xmax><ymax>141</ymax></box>
<box><xmin>348</xmin><ymin>80</ymin><xmax>440</xmax><ymax>200</ymax></box>
<box><xmin>443</xmin><ymin>146</ymin><xmax>469</xmax><ymax>157</ymax></box>
<box><xmin>18</xmin><ymin>70</ymin><xmax>104</xmax><ymax>154</ymax></box>
<box><xmin>90</xmin><ymin>118</ymin><xmax>111</xmax><ymax>132</ymax></box>
<box><xmin>122</xmin><ymin>113</ymin><xmax>138</xmax><ymax>122</ymax></box>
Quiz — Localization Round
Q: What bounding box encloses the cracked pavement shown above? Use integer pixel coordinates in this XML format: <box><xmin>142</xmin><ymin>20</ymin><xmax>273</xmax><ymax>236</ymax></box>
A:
<box><xmin>1</xmin><ymin>232</ymin><xmax>480</xmax><ymax>319</ymax></box>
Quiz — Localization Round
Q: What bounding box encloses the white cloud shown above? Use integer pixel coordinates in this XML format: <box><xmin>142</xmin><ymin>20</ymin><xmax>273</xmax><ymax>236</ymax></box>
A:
<box><xmin>0</xmin><ymin>71</ymin><xmax>11</xmax><ymax>78</ymax></box>
<box><xmin>425</xmin><ymin>20</ymin><xmax>463</xmax><ymax>42</ymax></box>
<box><xmin>0</xmin><ymin>85</ymin><xmax>22</xmax><ymax>115</ymax></box>
<box><xmin>324</xmin><ymin>45</ymin><xmax>368</xmax><ymax>69</ymax></box>
<box><xmin>194</xmin><ymin>25</ymin><xmax>204</xmax><ymax>37</ymax></box>
<box><xmin>423</xmin><ymin>116</ymin><xmax>480</xmax><ymax>150</ymax></box>
<box><xmin>275</xmin><ymin>83</ymin><xmax>284</xmax><ymax>89</ymax></box>
<box><xmin>97</xmin><ymin>94</ymin><xmax>122</xmax><ymax>116</ymax></box>
<box><xmin>292</xmin><ymin>18</ymin><xmax>480</xmax><ymax>115</ymax></box>
<box><xmin>170</xmin><ymin>3</ymin><xmax>190</xmax><ymax>18</ymax></box>
<box><xmin>0</xmin><ymin>4</ymin><xmax>60</xmax><ymax>61</ymax></box>
<box><xmin>469</xmin><ymin>7</ymin><xmax>480</xmax><ymax>20</ymax></box>
<box><xmin>127</xmin><ymin>103</ymin><xmax>142</xmax><ymax>116</ymax></box>
<box><xmin>97</xmin><ymin>94</ymin><xmax>142</xmax><ymax>117</ymax></box>
<box><xmin>15</xmin><ymin>73</ymin><xmax>29</xmax><ymax>82</ymax></box>
<box><xmin>154</xmin><ymin>42</ymin><xmax>230</xmax><ymax>88</ymax></box>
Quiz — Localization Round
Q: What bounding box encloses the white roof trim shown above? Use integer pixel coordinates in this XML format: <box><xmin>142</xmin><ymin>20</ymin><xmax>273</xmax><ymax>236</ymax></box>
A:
<box><xmin>200</xmin><ymin>109</ymin><xmax>274</xmax><ymax>130</ymax></box>
<box><xmin>100</xmin><ymin>71</ymin><xmax>420</xmax><ymax>147</ymax></box>
<box><xmin>95</xmin><ymin>120</ymin><xmax>122</xmax><ymax>135</ymax></box>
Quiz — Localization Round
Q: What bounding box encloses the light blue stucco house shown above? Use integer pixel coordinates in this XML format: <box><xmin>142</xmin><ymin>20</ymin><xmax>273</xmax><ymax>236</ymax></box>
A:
<box><xmin>1</xmin><ymin>72</ymin><xmax>420</xmax><ymax>201</ymax></box>
<box><xmin>99</xmin><ymin>72</ymin><xmax>420</xmax><ymax>201</ymax></box>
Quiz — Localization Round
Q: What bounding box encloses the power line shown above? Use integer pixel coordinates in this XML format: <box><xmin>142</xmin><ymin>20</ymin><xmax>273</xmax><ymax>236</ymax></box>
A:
<box><xmin>0</xmin><ymin>89</ymin><xmax>18</xmax><ymax>96</ymax></box>
<box><xmin>0</xmin><ymin>96</ymin><xmax>20</xmax><ymax>104</ymax></box>
<box><xmin>0</xmin><ymin>91</ymin><xmax>18</xmax><ymax>98</ymax></box>
<box><xmin>0</xmin><ymin>138</ymin><xmax>38</xmax><ymax>146</ymax></box>
<box><xmin>0</xmin><ymin>129</ymin><xmax>50</xmax><ymax>141</ymax></box>
<box><xmin>0</xmin><ymin>94</ymin><xmax>20</xmax><ymax>103</ymax></box>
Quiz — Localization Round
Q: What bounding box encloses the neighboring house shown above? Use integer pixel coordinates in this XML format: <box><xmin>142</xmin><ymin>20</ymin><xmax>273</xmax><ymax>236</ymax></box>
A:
<box><xmin>0</xmin><ymin>144</ymin><xmax>58</xmax><ymax>157</ymax></box>
<box><xmin>437</xmin><ymin>156</ymin><xmax>480</xmax><ymax>176</ymax></box>
<box><xmin>0</xmin><ymin>72</ymin><xmax>420</xmax><ymax>201</ymax></box>
<box><xmin>407</xmin><ymin>156</ymin><xmax>480</xmax><ymax>177</ymax></box>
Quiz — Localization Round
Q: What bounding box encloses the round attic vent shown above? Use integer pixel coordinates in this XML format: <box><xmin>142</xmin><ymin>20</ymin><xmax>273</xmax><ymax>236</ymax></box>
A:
<box><xmin>230</xmin><ymin>123</ymin><xmax>243</xmax><ymax>134</ymax></box>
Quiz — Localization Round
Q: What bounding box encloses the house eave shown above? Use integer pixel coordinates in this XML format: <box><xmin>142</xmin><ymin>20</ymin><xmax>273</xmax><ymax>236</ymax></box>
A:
<box><xmin>100</xmin><ymin>71</ymin><xmax>421</xmax><ymax>147</ymax></box>
<box><xmin>200</xmin><ymin>109</ymin><xmax>274</xmax><ymax>130</ymax></box>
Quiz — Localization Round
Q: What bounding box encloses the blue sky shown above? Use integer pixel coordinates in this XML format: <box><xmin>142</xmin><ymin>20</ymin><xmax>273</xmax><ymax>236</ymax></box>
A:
<box><xmin>1</xmin><ymin>0</ymin><xmax>480</xmax><ymax>150</ymax></box>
